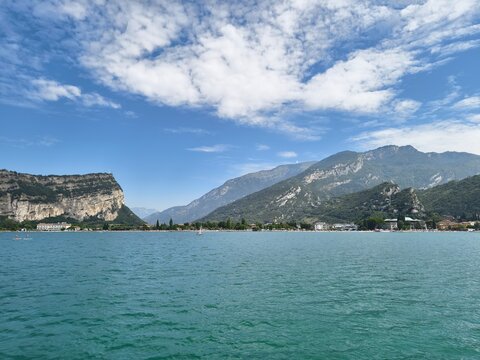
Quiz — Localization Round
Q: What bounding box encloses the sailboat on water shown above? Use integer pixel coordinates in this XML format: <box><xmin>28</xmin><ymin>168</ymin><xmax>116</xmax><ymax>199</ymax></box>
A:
<box><xmin>197</xmin><ymin>226</ymin><xmax>203</xmax><ymax>235</ymax></box>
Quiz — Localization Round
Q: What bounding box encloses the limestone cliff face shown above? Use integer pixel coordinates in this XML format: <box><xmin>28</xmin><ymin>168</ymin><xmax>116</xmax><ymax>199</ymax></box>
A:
<box><xmin>0</xmin><ymin>170</ymin><xmax>125</xmax><ymax>222</ymax></box>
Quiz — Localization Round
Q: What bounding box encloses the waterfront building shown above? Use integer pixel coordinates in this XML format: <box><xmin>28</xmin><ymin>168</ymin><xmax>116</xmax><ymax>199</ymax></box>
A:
<box><xmin>314</xmin><ymin>222</ymin><xmax>328</xmax><ymax>231</ymax></box>
<box><xmin>36</xmin><ymin>222</ymin><xmax>71</xmax><ymax>231</ymax></box>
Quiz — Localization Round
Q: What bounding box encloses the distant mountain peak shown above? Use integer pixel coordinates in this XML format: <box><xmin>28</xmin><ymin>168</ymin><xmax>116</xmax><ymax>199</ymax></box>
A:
<box><xmin>202</xmin><ymin>146</ymin><xmax>480</xmax><ymax>223</ymax></box>
<box><xmin>144</xmin><ymin>161</ymin><xmax>316</xmax><ymax>224</ymax></box>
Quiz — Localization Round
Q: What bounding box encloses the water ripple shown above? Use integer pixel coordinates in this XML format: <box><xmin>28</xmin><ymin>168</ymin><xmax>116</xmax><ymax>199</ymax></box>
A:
<box><xmin>1</xmin><ymin>231</ymin><xmax>480</xmax><ymax>359</ymax></box>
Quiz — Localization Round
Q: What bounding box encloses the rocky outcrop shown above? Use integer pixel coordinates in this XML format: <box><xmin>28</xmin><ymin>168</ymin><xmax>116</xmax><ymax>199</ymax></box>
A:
<box><xmin>0</xmin><ymin>170</ymin><xmax>127</xmax><ymax>222</ymax></box>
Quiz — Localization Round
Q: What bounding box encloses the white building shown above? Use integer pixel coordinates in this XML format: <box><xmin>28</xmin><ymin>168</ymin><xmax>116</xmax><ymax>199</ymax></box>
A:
<box><xmin>37</xmin><ymin>222</ymin><xmax>71</xmax><ymax>231</ymax></box>
<box><xmin>385</xmin><ymin>217</ymin><xmax>424</xmax><ymax>230</ymax></box>
<box><xmin>314</xmin><ymin>222</ymin><xmax>328</xmax><ymax>231</ymax></box>
<box><xmin>332</xmin><ymin>223</ymin><xmax>358</xmax><ymax>231</ymax></box>
<box><xmin>384</xmin><ymin>219</ymin><xmax>398</xmax><ymax>230</ymax></box>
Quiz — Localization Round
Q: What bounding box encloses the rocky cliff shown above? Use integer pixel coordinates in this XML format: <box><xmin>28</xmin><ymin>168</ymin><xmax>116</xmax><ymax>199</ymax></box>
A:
<box><xmin>0</xmin><ymin>169</ymin><xmax>139</xmax><ymax>223</ymax></box>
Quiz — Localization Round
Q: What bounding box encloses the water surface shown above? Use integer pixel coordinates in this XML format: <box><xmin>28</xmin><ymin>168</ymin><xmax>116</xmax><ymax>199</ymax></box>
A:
<box><xmin>1</xmin><ymin>231</ymin><xmax>480</xmax><ymax>359</ymax></box>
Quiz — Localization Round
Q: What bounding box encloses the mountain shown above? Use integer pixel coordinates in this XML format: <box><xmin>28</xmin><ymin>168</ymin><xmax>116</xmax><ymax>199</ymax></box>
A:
<box><xmin>418</xmin><ymin>174</ymin><xmax>480</xmax><ymax>219</ymax></box>
<box><xmin>131</xmin><ymin>207</ymin><xmax>158</xmax><ymax>219</ymax></box>
<box><xmin>307</xmin><ymin>175</ymin><xmax>480</xmax><ymax>224</ymax></box>
<box><xmin>295</xmin><ymin>182</ymin><xmax>423</xmax><ymax>223</ymax></box>
<box><xmin>203</xmin><ymin>181</ymin><xmax>424</xmax><ymax>224</ymax></box>
<box><xmin>0</xmin><ymin>169</ymin><xmax>143</xmax><ymax>225</ymax></box>
<box><xmin>144</xmin><ymin>161</ymin><xmax>316</xmax><ymax>224</ymax></box>
<box><xmin>201</xmin><ymin>145</ymin><xmax>480</xmax><ymax>223</ymax></box>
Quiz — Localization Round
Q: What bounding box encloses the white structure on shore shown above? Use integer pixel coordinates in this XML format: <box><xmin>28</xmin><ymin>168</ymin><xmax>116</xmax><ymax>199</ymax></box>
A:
<box><xmin>332</xmin><ymin>223</ymin><xmax>358</xmax><ymax>231</ymax></box>
<box><xmin>37</xmin><ymin>222</ymin><xmax>71</xmax><ymax>231</ymax></box>
<box><xmin>314</xmin><ymin>222</ymin><xmax>328</xmax><ymax>231</ymax></box>
<box><xmin>384</xmin><ymin>219</ymin><xmax>398</xmax><ymax>230</ymax></box>
<box><xmin>385</xmin><ymin>217</ymin><xmax>424</xmax><ymax>230</ymax></box>
<box><xmin>315</xmin><ymin>222</ymin><xmax>358</xmax><ymax>231</ymax></box>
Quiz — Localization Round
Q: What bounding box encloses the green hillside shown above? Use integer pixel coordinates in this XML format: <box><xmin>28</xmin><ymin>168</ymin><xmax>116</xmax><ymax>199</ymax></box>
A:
<box><xmin>418</xmin><ymin>175</ymin><xmax>480</xmax><ymax>219</ymax></box>
<box><xmin>201</xmin><ymin>146</ymin><xmax>480</xmax><ymax>223</ymax></box>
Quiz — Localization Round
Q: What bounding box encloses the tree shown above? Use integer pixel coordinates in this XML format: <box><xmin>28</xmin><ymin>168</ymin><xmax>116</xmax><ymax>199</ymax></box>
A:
<box><xmin>397</xmin><ymin>214</ymin><xmax>406</xmax><ymax>230</ymax></box>
<box><xmin>300</xmin><ymin>222</ymin><xmax>313</xmax><ymax>230</ymax></box>
<box><xmin>361</xmin><ymin>217</ymin><xmax>384</xmax><ymax>230</ymax></box>
<box><xmin>155</xmin><ymin>220</ymin><xmax>160</xmax><ymax>230</ymax></box>
<box><xmin>169</xmin><ymin>218</ymin><xmax>174</xmax><ymax>229</ymax></box>
<box><xmin>103</xmin><ymin>223</ymin><xmax>109</xmax><ymax>231</ymax></box>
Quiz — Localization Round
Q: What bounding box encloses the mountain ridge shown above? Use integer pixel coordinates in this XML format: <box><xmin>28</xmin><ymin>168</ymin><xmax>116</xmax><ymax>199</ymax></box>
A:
<box><xmin>145</xmin><ymin>161</ymin><xmax>316</xmax><ymax>224</ymax></box>
<box><xmin>201</xmin><ymin>145</ymin><xmax>480</xmax><ymax>223</ymax></box>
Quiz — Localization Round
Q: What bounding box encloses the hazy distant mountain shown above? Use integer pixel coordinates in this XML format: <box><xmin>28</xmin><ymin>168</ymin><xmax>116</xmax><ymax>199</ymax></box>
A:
<box><xmin>144</xmin><ymin>161</ymin><xmax>316</xmax><ymax>224</ymax></box>
<box><xmin>131</xmin><ymin>207</ymin><xmax>158</xmax><ymax>219</ymax></box>
<box><xmin>202</xmin><ymin>145</ymin><xmax>480</xmax><ymax>223</ymax></box>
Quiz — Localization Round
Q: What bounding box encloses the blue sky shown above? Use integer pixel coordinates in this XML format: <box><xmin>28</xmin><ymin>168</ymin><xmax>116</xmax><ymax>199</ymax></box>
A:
<box><xmin>1</xmin><ymin>1</ymin><xmax>480</xmax><ymax>210</ymax></box>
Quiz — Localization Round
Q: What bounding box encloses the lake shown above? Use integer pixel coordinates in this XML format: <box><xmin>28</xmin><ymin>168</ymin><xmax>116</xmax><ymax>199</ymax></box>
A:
<box><xmin>1</xmin><ymin>231</ymin><xmax>480</xmax><ymax>359</ymax></box>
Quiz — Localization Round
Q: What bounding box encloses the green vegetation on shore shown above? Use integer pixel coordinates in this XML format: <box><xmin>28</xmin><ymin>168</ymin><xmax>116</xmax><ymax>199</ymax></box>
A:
<box><xmin>0</xmin><ymin>205</ymin><xmax>145</xmax><ymax>231</ymax></box>
<box><xmin>3</xmin><ymin>215</ymin><xmax>479</xmax><ymax>232</ymax></box>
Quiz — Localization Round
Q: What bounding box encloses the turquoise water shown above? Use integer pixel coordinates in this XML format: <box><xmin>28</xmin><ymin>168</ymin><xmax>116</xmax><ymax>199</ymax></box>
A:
<box><xmin>1</xmin><ymin>232</ymin><xmax>480</xmax><ymax>359</ymax></box>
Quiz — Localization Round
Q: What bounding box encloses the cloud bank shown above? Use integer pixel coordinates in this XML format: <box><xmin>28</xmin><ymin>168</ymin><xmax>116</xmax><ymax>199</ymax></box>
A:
<box><xmin>76</xmin><ymin>1</ymin><xmax>479</xmax><ymax>130</ymax></box>
<box><xmin>2</xmin><ymin>0</ymin><xmax>480</xmax><ymax>141</ymax></box>
<box><xmin>354</xmin><ymin>119</ymin><xmax>480</xmax><ymax>154</ymax></box>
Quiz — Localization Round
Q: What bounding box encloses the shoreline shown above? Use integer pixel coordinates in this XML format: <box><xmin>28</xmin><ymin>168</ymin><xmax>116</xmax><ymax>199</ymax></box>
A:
<box><xmin>2</xmin><ymin>229</ymin><xmax>479</xmax><ymax>234</ymax></box>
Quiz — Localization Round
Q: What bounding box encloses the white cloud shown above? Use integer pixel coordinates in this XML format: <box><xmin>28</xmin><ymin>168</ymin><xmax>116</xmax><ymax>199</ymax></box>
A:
<box><xmin>59</xmin><ymin>1</ymin><xmax>88</xmax><ymax>20</ymax></box>
<box><xmin>187</xmin><ymin>144</ymin><xmax>230</xmax><ymax>153</ymax></box>
<box><xmin>424</xmin><ymin>78</ymin><xmax>462</xmax><ymax>113</ymax></box>
<box><xmin>303</xmin><ymin>48</ymin><xmax>415</xmax><ymax>113</ymax></box>
<box><xmin>467</xmin><ymin>114</ymin><xmax>480</xmax><ymax>122</ymax></box>
<box><xmin>256</xmin><ymin>144</ymin><xmax>270</xmax><ymax>151</ymax></box>
<box><xmin>124</xmin><ymin>111</ymin><xmax>137</xmax><ymax>118</ymax></box>
<box><xmin>430</xmin><ymin>39</ymin><xmax>480</xmax><ymax>57</ymax></box>
<box><xmin>82</xmin><ymin>93</ymin><xmax>121</xmax><ymax>109</ymax></box>
<box><xmin>29</xmin><ymin>78</ymin><xmax>120</xmax><ymax>109</ymax></box>
<box><xmin>31</xmin><ymin>79</ymin><xmax>81</xmax><ymax>101</ymax></box>
<box><xmin>401</xmin><ymin>0</ymin><xmax>478</xmax><ymax>33</ymax></box>
<box><xmin>278</xmin><ymin>151</ymin><xmax>298</xmax><ymax>158</ymax></box>
<box><xmin>33</xmin><ymin>1</ymin><xmax>89</xmax><ymax>20</ymax></box>
<box><xmin>454</xmin><ymin>96</ymin><xmax>480</xmax><ymax>109</ymax></box>
<box><xmin>393</xmin><ymin>99</ymin><xmax>422</xmax><ymax>115</ymax></box>
<box><xmin>0</xmin><ymin>135</ymin><xmax>60</xmax><ymax>148</ymax></box>
<box><xmin>73</xmin><ymin>1</ymin><xmax>432</xmax><ymax>132</ymax></box>
<box><xmin>230</xmin><ymin>162</ymin><xmax>279</xmax><ymax>176</ymax></box>
<box><xmin>80</xmin><ymin>1</ymin><xmax>397</xmax><ymax>120</ymax></box>
<box><xmin>6</xmin><ymin>0</ymin><xmax>480</xmax><ymax>137</ymax></box>
<box><xmin>164</xmin><ymin>127</ymin><xmax>211</xmax><ymax>135</ymax></box>
<box><xmin>354</xmin><ymin>120</ymin><xmax>480</xmax><ymax>154</ymax></box>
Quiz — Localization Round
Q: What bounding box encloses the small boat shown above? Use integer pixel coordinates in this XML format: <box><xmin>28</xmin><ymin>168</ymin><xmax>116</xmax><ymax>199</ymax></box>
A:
<box><xmin>197</xmin><ymin>226</ymin><xmax>203</xmax><ymax>235</ymax></box>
